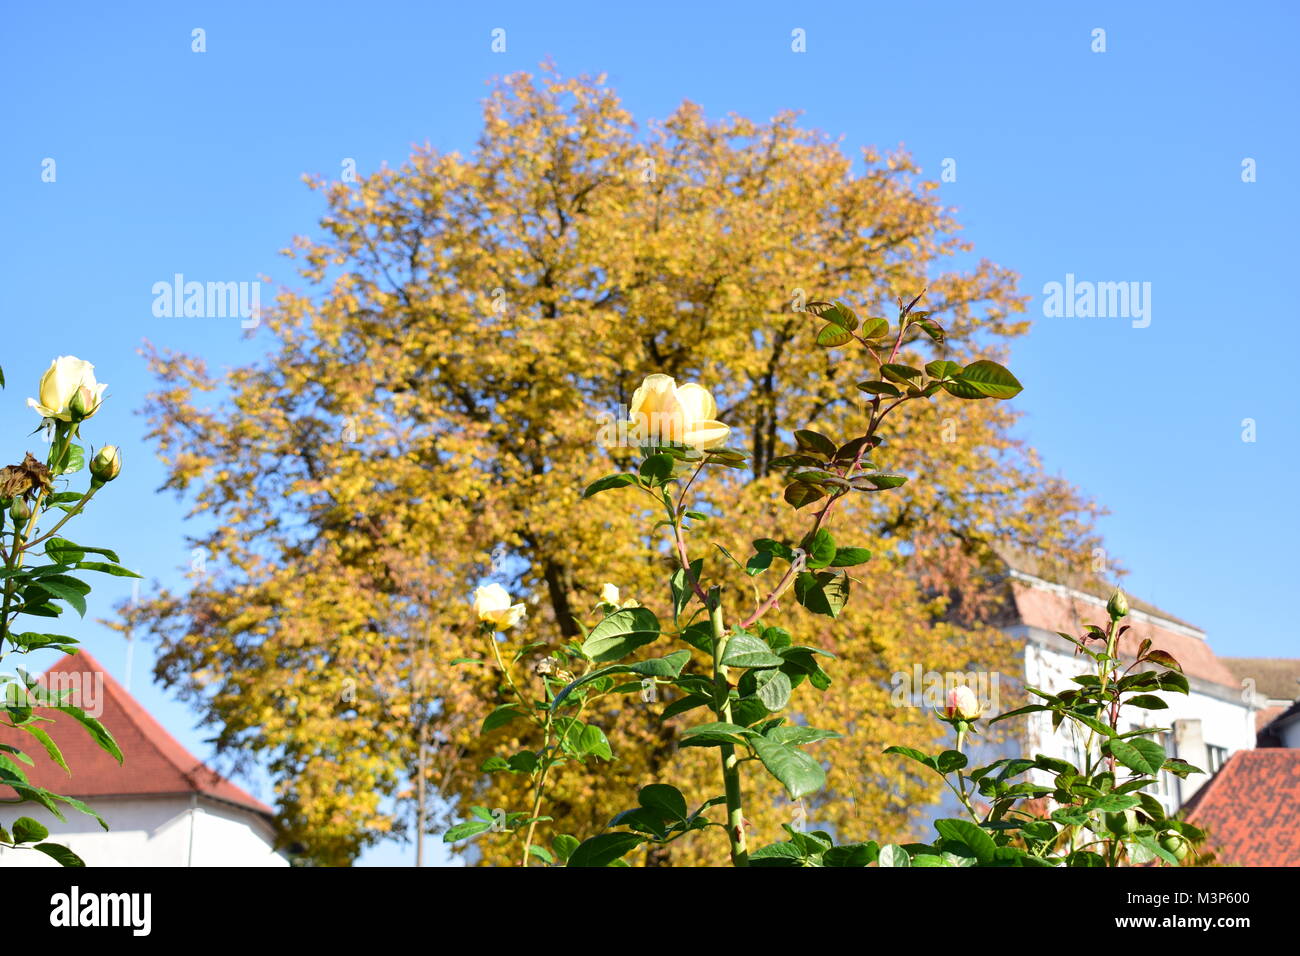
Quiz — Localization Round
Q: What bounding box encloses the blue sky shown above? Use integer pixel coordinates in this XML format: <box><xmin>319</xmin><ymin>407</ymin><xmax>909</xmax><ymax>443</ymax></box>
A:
<box><xmin>1</xmin><ymin>1</ymin><xmax>1296</xmax><ymax>865</ymax></box>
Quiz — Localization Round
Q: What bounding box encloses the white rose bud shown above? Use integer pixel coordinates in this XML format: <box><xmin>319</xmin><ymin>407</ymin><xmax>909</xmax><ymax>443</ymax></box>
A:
<box><xmin>945</xmin><ymin>685</ymin><xmax>983</xmax><ymax>721</ymax></box>
<box><xmin>90</xmin><ymin>445</ymin><xmax>122</xmax><ymax>484</ymax></box>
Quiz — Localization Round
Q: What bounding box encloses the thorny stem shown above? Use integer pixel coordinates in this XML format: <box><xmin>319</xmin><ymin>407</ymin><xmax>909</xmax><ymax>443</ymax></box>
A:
<box><xmin>709</xmin><ymin>593</ymin><xmax>748</xmax><ymax>866</ymax></box>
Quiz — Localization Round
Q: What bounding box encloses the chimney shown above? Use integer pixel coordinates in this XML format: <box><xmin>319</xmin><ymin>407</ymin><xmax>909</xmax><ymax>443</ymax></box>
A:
<box><xmin>1173</xmin><ymin>718</ymin><xmax>1210</xmax><ymax>802</ymax></box>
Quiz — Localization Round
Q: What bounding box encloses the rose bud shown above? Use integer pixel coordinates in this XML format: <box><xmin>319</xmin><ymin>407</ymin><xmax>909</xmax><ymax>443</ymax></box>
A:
<box><xmin>1106</xmin><ymin>589</ymin><xmax>1129</xmax><ymax>620</ymax></box>
<box><xmin>945</xmin><ymin>685</ymin><xmax>983</xmax><ymax>721</ymax></box>
<box><xmin>90</xmin><ymin>445</ymin><xmax>122</xmax><ymax>484</ymax></box>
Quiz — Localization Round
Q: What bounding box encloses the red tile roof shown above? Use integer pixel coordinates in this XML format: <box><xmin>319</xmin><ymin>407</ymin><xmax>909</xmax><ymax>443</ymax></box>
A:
<box><xmin>1008</xmin><ymin>580</ymin><xmax>1241</xmax><ymax>689</ymax></box>
<box><xmin>1184</xmin><ymin>749</ymin><xmax>1300</xmax><ymax>866</ymax></box>
<box><xmin>0</xmin><ymin>651</ymin><xmax>272</xmax><ymax>818</ymax></box>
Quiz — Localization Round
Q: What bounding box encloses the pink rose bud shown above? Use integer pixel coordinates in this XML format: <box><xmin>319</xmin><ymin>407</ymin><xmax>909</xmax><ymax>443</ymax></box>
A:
<box><xmin>945</xmin><ymin>685</ymin><xmax>982</xmax><ymax>721</ymax></box>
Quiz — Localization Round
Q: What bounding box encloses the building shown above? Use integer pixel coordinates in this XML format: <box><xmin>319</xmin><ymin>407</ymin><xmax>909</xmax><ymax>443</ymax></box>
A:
<box><xmin>1221</xmin><ymin>657</ymin><xmax>1300</xmax><ymax>740</ymax></box>
<box><xmin>0</xmin><ymin>651</ymin><xmax>286</xmax><ymax>867</ymax></box>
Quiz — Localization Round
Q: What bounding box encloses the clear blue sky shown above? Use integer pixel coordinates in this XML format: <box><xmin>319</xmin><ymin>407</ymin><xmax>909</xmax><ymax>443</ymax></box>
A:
<box><xmin>1</xmin><ymin>1</ymin><xmax>1295</xmax><ymax>865</ymax></box>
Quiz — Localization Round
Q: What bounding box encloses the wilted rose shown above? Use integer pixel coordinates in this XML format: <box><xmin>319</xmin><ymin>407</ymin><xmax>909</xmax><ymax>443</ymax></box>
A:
<box><xmin>0</xmin><ymin>453</ymin><xmax>55</xmax><ymax>501</ymax></box>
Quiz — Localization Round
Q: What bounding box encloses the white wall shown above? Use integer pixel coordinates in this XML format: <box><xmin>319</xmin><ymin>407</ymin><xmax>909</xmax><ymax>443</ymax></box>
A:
<box><xmin>0</xmin><ymin>795</ymin><xmax>287</xmax><ymax>867</ymax></box>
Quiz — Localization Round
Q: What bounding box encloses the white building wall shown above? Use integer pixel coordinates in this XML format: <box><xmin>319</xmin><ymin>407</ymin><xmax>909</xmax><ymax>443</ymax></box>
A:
<box><xmin>0</xmin><ymin>795</ymin><xmax>286</xmax><ymax>867</ymax></box>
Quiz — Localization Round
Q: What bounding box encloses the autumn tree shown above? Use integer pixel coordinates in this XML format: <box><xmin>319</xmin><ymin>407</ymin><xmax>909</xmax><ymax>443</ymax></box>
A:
<box><xmin>120</xmin><ymin>66</ymin><xmax>1101</xmax><ymax>865</ymax></box>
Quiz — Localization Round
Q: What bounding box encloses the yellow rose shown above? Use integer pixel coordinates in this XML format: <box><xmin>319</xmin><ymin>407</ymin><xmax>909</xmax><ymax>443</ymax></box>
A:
<box><xmin>600</xmin><ymin>583</ymin><xmax>621</xmax><ymax>606</ymax></box>
<box><xmin>28</xmin><ymin>356</ymin><xmax>107</xmax><ymax>422</ymax></box>
<box><xmin>628</xmin><ymin>373</ymin><xmax>729</xmax><ymax>450</ymax></box>
<box><xmin>472</xmin><ymin>584</ymin><xmax>526</xmax><ymax>631</ymax></box>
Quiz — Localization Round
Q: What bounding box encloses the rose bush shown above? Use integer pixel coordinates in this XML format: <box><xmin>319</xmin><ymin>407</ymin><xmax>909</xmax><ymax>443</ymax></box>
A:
<box><xmin>446</xmin><ymin>292</ymin><xmax>1208</xmax><ymax>867</ymax></box>
<box><xmin>0</xmin><ymin>357</ymin><xmax>136</xmax><ymax>866</ymax></box>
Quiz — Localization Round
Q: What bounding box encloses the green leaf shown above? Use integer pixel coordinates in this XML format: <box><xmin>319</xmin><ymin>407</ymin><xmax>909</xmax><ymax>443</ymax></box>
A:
<box><xmin>880</xmin><ymin>363</ymin><xmax>922</xmax><ymax>384</ymax></box>
<box><xmin>793</xmin><ymin>570</ymin><xmax>850</xmax><ymax>618</ymax></box>
<box><xmin>747</xmin><ymin>841</ymin><xmax>805</xmax><ymax>866</ymax></box>
<box><xmin>1124</xmin><ymin>694</ymin><xmax>1169</xmax><ymax>710</ymax></box>
<box><xmin>12</xmin><ymin>816</ymin><xmax>48</xmax><ymax>843</ymax></box>
<box><xmin>934</xmin><ymin>818</ymin><xmax>996</xmax><ymax>864</ymax></box>
<box><xmin>679</xmin><ymin>722</ymin><xmax>755</xmax><ymax>746</ymax></box>
<box><xmin>549</xmin><ymin>649</ymin><xmax>690</xmax><ymax>710</ymax></box>
<box><xmin>783</xmin><ymin>481</ymin><xmax>826</xmax><ymax>509</ymax></box>
<box><xmin>807</xmin><ymin>300</ymin><xmax>859</xmax><ymax>331</ymax></box>
<box><xmin>1084</xmin><ymin>793</ymin><xmax>1141</xmax><ymax>812</ymax></box>
<box><xmin>1107</xmin><ymin>737</ymin><xmax>1166</xmax><ymax>776</ymax></box>
<box><xmin>943</xmin><ymin>360</ymin><xmax>1023</xmax><ymax>400</ymax></box>
<box><xmin>800</xmin><ymin>529</ymin><xmax>837</xmax><ymax>570</ymax></box>
<box><xmin>924</xmin><ymin>360</ymin><xmax>963</xmax><ymax>381</ymax></box>
<box><xmin>830</xmin><ymin>546</ymin><xmax>872</xmax><ymax>566</ymax></box>
<box><xmin>1134</xmin><ymin>835</ymin><xmax>1182</xmax><ymax>866</ymax></box>
<box><xmin>582</xmin><ymin>473</ymin><xmax>637</xmax><ymax>498</ymax></box>
<box><xmin>638</xmin><ymin>454</ymin><xmax>674</xmax><ymax>484</ymax></box>
<box><xmin>751</xmin><ymin>737</ymin><xmax>826</xmax><ymax>799</ymax></box>
<box><xmin>44</xmin><ymin>539</ymin><xmax>121</xmax><ymax>564</ymax></box>
<box><xmin>574</xmin><ymin>724</ymin><xmax>613</xmax><ymax>761</ymax></box>
<box><xmin>793</xmin><ymin>429</ymin><xmax>838</xmax><ymax>458</ymax></box>
<box><xmin>581</xmin><ymin>607</ymin><xmax>662</xmax><ymax>663</ymax></box>
<box><xmin>528</xmin><ymin>845</ymin><xmax>555</xmax><ymax>864</ymax></box>
<box><xmin>73</xmin><ymin>562</ymin><xmax>142</xmax><ymax>579</ymax></box>
<box><xmin>720</xmin><ymin>633</ymin><xmax>783</xmax><ymax>669</ymax></box>
<box><xmin>567</xmin><ymin>832</ymin><xmax>644</xmax><ymax>867</ymax></box>
<box><xmin>856</xmin><ymin>380</ymin><xmax>903</xmax><ymax>397</ymax></box>
<box><xmin>481</xmin><ymin>705</ymin><xmax>526</xmax><ymax>734</ymax></box>
<box><xmin>670</xmin><ymin>559</ymin><xmax>703</xmax><ymax>623</ymax></box>
<box><xmin>816</xmin><ymin>324</ymin><xmax>853</xmax><ymax>347</ymax></box>
<box><xmin>638</xmin><ymin>784</ymin><xmax>688</xmax><ymax>822</ymax></box>
<box><xmin>753</xmin><ymin>538</ymin><xmax>795</xmax><ymax>561</ymax></box>
<box><xmin>57</xmin><ymin>705</ymin><xmax>122</xmax><ymax>763</ymax></box>
<box><xmin>34</xmin><ymin>842</ymin><xmax>84</xmax><ymax>867</ymax></box>
<box><xmin>884</xmin><ymin>745</ymin><xmax>938</xmax><ymax>772</ymax></box>
<box><xmin>21</xmin><ymin>725</ymin><xmax>69</xmax><ymax>775</ymax></box>
<box><xmin>765</xmin><ymin>725</ymin><xmax>840</xmax><ymax>746</ymax></box>
<box><xmin>853</xmin><ymin>473</ymin><xmax>908</xmax><ymax>490</ymax></box>
<box><xmin>55</xmin><ymin>444</ymin><xmax>85</xmax><ymax>477</ymax></box>
<box><xmin>912</xmin><ymin>316</ymin><xmax>945</xmax><ymax>344</ymax></box>
<box><xmin>443</xmin><ymin>819</ymin><xmax>493</xmax><ymax>842</ymax></box>
<box><xmin>877</xmin><ymin>844</ymin><xmax>911</xmax><ymax>867</ymax></box>
<box><xmin>936</xmin><ymin>750</ymin><xmax>968</xmax><ymax>774</ymax></box>
<box><xmin>28</xmin><ymin>576</ymin><xmax>89</xmax><ymax>617</ymax></box>
<box><xmin>754</xmin><ymin>669</ymin><xmax>793</xmax><ymax>710</ymax></box>
<box><xmin>552</xmin><ymin>834</ymin><xmax>580</xmax><ymax>863</ymax></box>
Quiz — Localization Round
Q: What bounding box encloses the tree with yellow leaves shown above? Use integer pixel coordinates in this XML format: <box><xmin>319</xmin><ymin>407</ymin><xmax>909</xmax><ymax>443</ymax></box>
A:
<box><xmin>120</xmin><ymin>65</ymin><xmax>1102</xmax><ymax>865</ymax></box>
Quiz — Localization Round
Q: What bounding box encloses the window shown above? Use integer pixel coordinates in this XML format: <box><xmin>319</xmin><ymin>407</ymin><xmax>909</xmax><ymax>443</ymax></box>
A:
<box><xmin>1206</xmin><ymin>744</ymin><xmax>1228</xmax><ymax>774</ymax></box>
